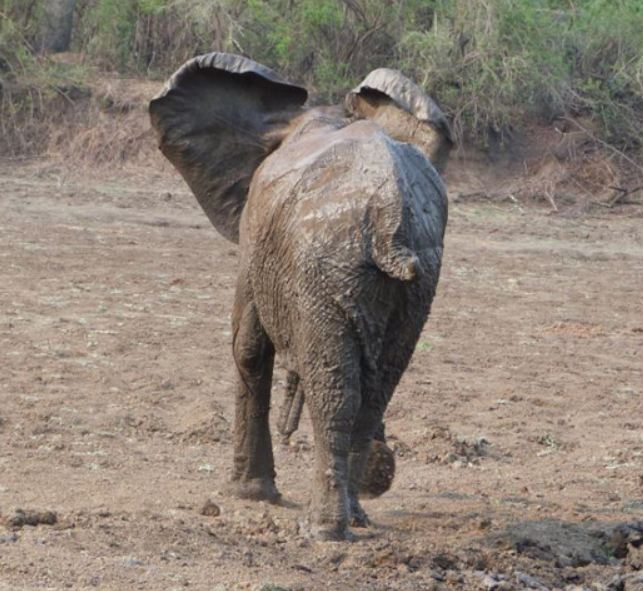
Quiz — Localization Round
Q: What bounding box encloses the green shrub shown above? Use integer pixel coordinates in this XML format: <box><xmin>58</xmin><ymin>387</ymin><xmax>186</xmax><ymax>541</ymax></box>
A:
<box><xmin>2</xmin><ymin>0</ymin><xmax>642</xmax><ymax>153</ymax></box>
<box><xmin>397</xmin><ymin>0</ymin><xmax>642</xmax><ymax>149</ymax></box>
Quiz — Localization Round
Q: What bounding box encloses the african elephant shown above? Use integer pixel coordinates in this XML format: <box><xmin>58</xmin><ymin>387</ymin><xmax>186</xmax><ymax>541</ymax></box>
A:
<box><xmin>149</xmin><ymin>53</ymin><xmax>451</xmax><ymax>540</ymax></box>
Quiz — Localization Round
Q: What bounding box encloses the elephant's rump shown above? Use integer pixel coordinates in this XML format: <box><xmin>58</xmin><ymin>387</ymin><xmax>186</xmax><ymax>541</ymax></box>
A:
<box><xmin>242</xmin><ymin>114</ymin><xmax>447</xmax><ymax>367</ymax></box>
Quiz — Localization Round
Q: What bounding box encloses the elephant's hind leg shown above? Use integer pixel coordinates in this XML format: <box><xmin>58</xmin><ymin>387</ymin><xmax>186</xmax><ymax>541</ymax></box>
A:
<box><xmin>228</xmin><ymin>301</ymin><xmax>279</xmax><ymax>502</ymax></box>
<box><xmin>347</xmin><ymin>404</ymin><xmax>382</xmax><ymax>527</ymax></box>
<box><xmin>301</xmin><ymin>332</ymin><xmax>362</xmax><ymax>541</ymax></box>
<box><xmin>348</xmin><ymin>283</ymin><xmax>434</xmax><ymax>525</ymax></box>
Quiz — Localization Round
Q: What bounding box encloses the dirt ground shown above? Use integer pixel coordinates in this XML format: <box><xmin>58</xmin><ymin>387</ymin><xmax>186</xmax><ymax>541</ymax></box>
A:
<box><xmin>0</xmin><ymin>161</ymin><xmax>641</xmax><ymax>591</ymax></box>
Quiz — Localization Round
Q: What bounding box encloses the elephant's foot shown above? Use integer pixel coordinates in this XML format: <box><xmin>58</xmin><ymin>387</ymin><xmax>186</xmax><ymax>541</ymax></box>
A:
<box><xmin>314</xmin><ymin>525</ymin><xmax>355</xmax><ymax>542</ymax></box>
<box><xmin>348</xmin><ymin>496</ymin><xmax>370</xmax><ymax>528</ymax></box>
<box><xmin>298</xmin><ymin>515</ymin><xmax>354</xmax><ymax>542</ymax></box>
<box><xmin>226</xmin><ymin>477</ymin><xmax>280</xmax><ymax>503</ymax></box>
<box><xmin>359</xmin><ymin>439</ymin><xmax>396</xmax><ymax>499</ymax></box>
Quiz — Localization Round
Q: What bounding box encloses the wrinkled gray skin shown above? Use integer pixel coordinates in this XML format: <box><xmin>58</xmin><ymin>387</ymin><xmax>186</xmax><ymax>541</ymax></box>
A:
<box><xmin>150</xmin><ymin>53</ymin><xmax>451</xmax><ymax>541</ymax></box>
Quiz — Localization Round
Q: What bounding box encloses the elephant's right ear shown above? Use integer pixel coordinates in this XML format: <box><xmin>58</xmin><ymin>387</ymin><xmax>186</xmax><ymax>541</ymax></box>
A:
<box><xmin>149</xmin><ymin>53</ymin><xmax>308</xmax><ymax>243</ymax></box>
<box><xmin>345</xmin><ymin>68</ymin><xmax>453</xmax><ymax>173</ymax></box>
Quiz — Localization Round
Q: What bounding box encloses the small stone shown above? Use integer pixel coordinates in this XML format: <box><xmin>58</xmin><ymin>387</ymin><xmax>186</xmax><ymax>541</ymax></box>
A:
<box><xmin>200</xmin><ymin>500</ymin><xmax>221</xmax><ymax>518</ymax></box>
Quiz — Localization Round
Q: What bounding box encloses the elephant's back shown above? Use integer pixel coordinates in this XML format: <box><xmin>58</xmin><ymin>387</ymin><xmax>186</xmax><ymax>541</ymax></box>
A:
<box><xmin>241</xmin><ymin>115</ymin><xmax>447</xmax><ymax>356</ymax></box>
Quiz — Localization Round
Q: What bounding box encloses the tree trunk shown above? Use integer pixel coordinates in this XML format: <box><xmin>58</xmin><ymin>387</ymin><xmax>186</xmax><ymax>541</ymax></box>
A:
<box><xmin>41</xmin><ymin>0</ymin><xmax>76</xmax><ymax>53</ymax></box>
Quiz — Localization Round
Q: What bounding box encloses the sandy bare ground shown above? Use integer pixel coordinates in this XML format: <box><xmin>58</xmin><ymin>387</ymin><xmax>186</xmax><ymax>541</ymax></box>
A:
<box><xmin>0</xmin><ymin>162</ymin><xmax>641</xmax><ymax>591</ymax></box>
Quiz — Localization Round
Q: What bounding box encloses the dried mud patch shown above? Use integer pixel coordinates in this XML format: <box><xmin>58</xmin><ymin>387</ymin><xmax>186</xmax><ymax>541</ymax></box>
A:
<box><xmin>488</xmin><ymin>520</ymin><xmax>643</xmax><ymax>568</ymax></box>
<box><xmin>1</xmin><ymin>509</ymin><xmax>58</xmax><ymax>529</ymax></box>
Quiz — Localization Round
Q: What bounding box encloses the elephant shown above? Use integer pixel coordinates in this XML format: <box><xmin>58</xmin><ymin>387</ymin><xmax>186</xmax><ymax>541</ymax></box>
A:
<box><xmin>149</xmin><ymin>52</ymin><xmax>451</xmax><ymax>540</ymax></box>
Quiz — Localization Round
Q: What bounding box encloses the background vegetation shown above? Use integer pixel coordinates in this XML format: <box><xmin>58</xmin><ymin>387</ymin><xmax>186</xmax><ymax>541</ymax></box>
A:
<box><xmin>1</xmin><ymin>0</ymin><xmax>642</xmax><ymax>153</ymax></box>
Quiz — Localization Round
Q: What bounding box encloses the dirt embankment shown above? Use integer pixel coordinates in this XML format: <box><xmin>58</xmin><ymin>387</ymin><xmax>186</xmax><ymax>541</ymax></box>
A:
<box><xmin>2</xmin><ymin>71</ymin><xmax>642</xmax><ymax>210</ymax></box>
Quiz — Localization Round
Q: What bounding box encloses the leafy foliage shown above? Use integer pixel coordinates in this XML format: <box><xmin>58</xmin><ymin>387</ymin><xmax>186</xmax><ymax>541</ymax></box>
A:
<box><xmin>1</xmin><ymin>1</ymin><xmax>89</xmax><ymax>154</ymax></box>
<box><xmin>1</xmin><ymin>0</ymin><xmax>642</xmax><ymax>151</ymax></box>
<box><xmin>397</xmin><ymin>0</ymin><xmax>642</xmax><ymax>148</ymax></box>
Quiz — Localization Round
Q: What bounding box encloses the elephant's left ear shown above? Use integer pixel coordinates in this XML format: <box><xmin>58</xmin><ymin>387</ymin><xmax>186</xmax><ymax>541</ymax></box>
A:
<box><xmin>150</xmin><ymin>53</ymin><xmax>308</xmax><ymax>243</ymax></box>
<box><xmin>345</xmin><ymin>68</ymin><xmax>453</xmax><ymax>173</ymax></box>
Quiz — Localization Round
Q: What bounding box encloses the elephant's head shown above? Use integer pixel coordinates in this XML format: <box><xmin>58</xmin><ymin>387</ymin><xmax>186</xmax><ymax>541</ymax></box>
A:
<box><xmin>149</xmin><ymin>52</ymin><xmax>452</xmax><ymax>245</ymax></box>
<box><xmin>345</xmin><ymin>68</ymin><xmax>454</xmax><ymax>175</ymax></box>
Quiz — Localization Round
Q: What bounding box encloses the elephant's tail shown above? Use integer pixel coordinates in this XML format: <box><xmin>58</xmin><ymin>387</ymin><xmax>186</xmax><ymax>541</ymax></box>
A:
<box><xmin>371</xmin><ymin>243</ymin><xmax>419</xmax><ymax>281</ymax></box>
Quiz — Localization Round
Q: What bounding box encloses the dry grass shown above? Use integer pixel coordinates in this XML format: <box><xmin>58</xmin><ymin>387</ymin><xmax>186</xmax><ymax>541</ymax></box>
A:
<box><xmin>1</xmin><ymin>74</ymin><xmax>162</xmax><ymax>169</ymax></box>
<box><xmin>48</xmin><ymin>78</ymin><xmax>160</xmax><ymax>167</ymax></box>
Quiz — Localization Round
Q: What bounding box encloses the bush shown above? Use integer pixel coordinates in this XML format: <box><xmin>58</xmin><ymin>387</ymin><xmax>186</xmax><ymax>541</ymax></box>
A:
<box><xmin>397</xmin><ymin>0</ymin><xmax>642</xmax><ymax>149</ymax></box>
<box><xmin>2</xmin><ymin>0</ymin><xmax>642</xmax><ymax>154</ymax></box>
<box><xmin>73</xmin><ymin>0</ymin><xmax>236</xmax><ymax>73</ymax></box>
<box><xmin>0</xmin><ymin>1</ymin><xmax>88</xmax><ymax>155</ymax></box>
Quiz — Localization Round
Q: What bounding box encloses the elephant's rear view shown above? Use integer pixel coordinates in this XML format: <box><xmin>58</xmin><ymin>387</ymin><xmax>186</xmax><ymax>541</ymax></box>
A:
<box><xmin>150</xmin><ymin>53</ymin><xmax>452</xmax><ymax>541</ymax></box>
